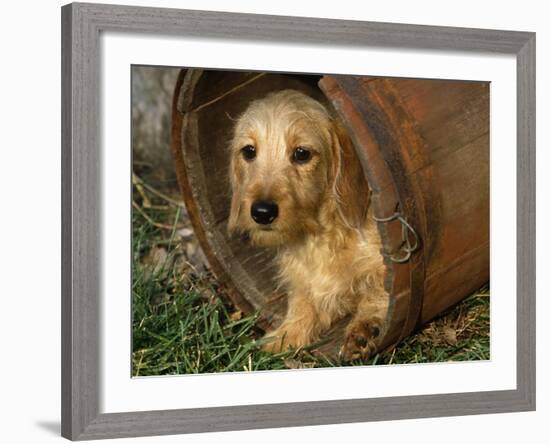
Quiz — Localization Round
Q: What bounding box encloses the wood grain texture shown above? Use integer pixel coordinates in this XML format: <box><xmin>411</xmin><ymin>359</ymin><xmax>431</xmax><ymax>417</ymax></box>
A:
<box><xmin>62</xmin><ymin>3</ymin><xmax>101</xmax><ymax>440</ymax></box>
<box><xmin>516</xmin><ymin>35</ymin><xmax>536</xmax><ymax>410</ymax></box>
<box><xmin>61</xmin><ymin>2</ymin><xmax>536</xmax><ymax>440</ymax></box>
<box><xmin>73</xmin><ymin>389</ymin><xmax>531</xmax><ymax>440</ymax></box>
<box><xmin>61</xmin><ymin>5</ymin><xmax>74</xmax><ymax>438</ymax></box>
<box><xmin>72</xmin><ymin>2</ymin><xmax>531</xmax><ymax>53</ymax></box>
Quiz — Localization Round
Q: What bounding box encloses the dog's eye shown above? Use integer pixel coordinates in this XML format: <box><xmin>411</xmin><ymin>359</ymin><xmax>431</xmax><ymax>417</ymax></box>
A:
<box><xmin>241</xmin><ymin>145</ymin><xmax>256</xmax><ymax>161</ymax></box>
<box><xmin>292</xmin><ymin>147</ymin><xmax>312</xmax><ymax>164</ymax></box>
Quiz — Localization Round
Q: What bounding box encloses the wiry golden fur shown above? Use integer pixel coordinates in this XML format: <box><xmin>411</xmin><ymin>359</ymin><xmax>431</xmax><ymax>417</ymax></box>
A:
<box><xmin>228</xmin><ymin>89</ymin><xmax>388</xmax><ymax>359</ymax></box>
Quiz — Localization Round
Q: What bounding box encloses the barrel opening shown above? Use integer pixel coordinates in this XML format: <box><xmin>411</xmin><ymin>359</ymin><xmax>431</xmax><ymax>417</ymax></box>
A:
<box><xmin>172</xmin><ymin>69</ymin><xmax>389</xmax><ymax>336</ymax></box>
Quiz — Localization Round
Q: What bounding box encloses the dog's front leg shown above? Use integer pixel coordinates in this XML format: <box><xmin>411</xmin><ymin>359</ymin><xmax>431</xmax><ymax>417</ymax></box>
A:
<box><xmin>261</xmin><ymin>292</ymin><xmax>324</xmax><ymax>352</ymax></box>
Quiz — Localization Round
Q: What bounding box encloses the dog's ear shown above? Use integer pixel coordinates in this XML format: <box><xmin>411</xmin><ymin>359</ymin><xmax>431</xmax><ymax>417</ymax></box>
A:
<box><xmin>329</xmin><ymin>120</ymin><xmax>370</xmax><ymax>229</ymax></box>
<box><xmin>227</xmin><ymin>156</ymin><xmax>243</xmax><ymax>236</ymax></box>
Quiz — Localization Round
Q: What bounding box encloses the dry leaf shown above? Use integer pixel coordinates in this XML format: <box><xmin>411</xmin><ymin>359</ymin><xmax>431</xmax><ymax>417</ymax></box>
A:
<box><xmin>143</xmin><ymin>246</ymin><xmax>168</xmax><ymax>273</ymax></box>
<box><xmin>185</xmin><ymin>241</ymin><xmax>197</xmax><ymax>258</ymax></box>
<box><xmin>200</xmin><ymin>288</ymin><xmax>216</xmax><ymax>302</ymax></box>
<box><xmin>178</xmin><ymin>227</ymin><xmax>194</xmax><ymax>239</ymax></box>
<box><xmin>230</xmin><ymin>310</ymin><xmax>243</xmax><ymax>321</ymax></box>
<box><xmin>284</xmin><ymin>358</ymin><xmax>315</xmax><ymax>369</ymax></box>
<box><xmin>284</xmin><ymin>358</ymin><xmax>304</xmax><ymax>369</ymax></box>
<box><xmin>443</xmin><ymin>326</ymin><xmax>458</xmax><ymax>346</ymax></box>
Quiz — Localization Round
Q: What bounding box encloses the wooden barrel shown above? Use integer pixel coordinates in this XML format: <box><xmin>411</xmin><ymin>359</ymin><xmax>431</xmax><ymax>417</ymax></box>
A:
<box><xmin>171</xmin><ymin>69</ymin><xmax>489</xmax><ymax>354</ymax></box>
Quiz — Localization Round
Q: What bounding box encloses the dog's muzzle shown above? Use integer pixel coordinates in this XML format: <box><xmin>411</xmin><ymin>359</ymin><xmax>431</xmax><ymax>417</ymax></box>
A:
<box><xmin>251</xmin><ymin>200</ymin><xmax>278</xmax><ymax>225</ymax></box>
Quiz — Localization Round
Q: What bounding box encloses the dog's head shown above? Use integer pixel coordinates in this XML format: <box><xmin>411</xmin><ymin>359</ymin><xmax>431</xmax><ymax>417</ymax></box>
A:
<box><xmin>228</xmin><ymin>89</ymin><xmax>369</xmax><ymax>247</ymax></box>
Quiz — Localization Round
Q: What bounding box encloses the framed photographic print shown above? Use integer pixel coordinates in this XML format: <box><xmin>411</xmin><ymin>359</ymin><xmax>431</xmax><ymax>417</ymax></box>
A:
<box><xmin>61</xmin><ymin>2</ymin><xmax>536</xmax><ymax>440</ymax></box>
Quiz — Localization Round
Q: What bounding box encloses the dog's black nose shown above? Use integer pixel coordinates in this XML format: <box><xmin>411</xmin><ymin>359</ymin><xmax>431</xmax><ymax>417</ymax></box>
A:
<box><xmin>251</xmin><ymin>201</ymin><xmax>278</xmax><ymax>225</ymax></box>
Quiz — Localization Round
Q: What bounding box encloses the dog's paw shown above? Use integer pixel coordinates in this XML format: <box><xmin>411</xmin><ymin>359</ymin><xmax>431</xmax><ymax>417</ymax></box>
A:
<box><xmin>340</xmin><ymin>318</ymin><xmax>383</xmax><ymax>361</ymax></box>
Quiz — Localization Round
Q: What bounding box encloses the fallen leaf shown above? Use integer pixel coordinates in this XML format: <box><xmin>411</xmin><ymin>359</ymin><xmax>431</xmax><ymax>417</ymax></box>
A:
<box><xmin>143</xmin><ymin>246</ymin><xmax>168</xmax><ymax>274</ymax></box>
<box><xmin>178</xmin><ymin>227</ymin><xmax>194</xmax><ymax>239</ymax></box>
<box><xmin>443</xmin><ymin>326</ymin><xmax>458</xmax><ymax>346</ymax></box>
<box><xmin>284</xmin><ymin>358</ymin><xmax>304</xmax><ymax>369</ymax></box>
<box><xmin>230</xmin><ymin>310</ymin><xmax>243</xmax><ymax>321</ymax></box>
<box><xmin>185</xmin><ymin>241</ymin><xmax>197</xmax><ymax>258</ymax></box>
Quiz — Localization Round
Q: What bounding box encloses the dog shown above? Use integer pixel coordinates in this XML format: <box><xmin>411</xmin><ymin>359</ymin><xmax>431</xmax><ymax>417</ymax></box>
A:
<box><xmin>227</xmin><ymin>89</ymin><xmax>388</xmax><ymax>360</ymax></box>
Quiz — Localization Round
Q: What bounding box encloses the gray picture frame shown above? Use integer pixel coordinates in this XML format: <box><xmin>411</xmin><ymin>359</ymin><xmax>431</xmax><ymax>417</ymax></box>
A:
<box><xmin>61</xmin><ymin>2</ymin><xmax>536</xmax><ymax>440</ymax></box>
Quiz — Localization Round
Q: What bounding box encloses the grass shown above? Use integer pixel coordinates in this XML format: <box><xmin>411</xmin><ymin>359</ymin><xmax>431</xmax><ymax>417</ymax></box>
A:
<box><xmin>131</xmin><ymin>175</ymin><xmax>490</xmax><ymax>376</ymax></box>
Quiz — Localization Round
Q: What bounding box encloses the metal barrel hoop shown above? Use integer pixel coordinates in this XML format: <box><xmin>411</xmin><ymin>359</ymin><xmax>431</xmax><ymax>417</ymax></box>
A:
<box><xmin>373</xmin><ymin>212</ymin><xmax>420</xmax><ymax>263</ymax></box>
